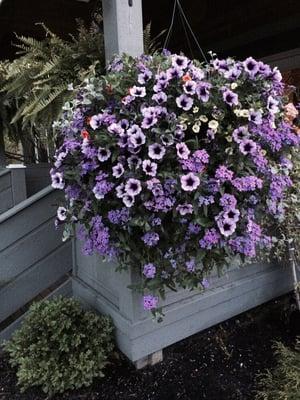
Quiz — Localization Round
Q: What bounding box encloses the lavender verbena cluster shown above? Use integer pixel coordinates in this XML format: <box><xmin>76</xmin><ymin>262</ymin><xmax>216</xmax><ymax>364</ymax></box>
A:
<box><xmin>51</xmin><ymin>52</ymin><xmax>299</xmax><ymax>315</ymax></box>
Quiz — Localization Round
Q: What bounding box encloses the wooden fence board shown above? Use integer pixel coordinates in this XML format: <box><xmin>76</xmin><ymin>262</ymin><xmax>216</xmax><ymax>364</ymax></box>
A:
<box><xmin>0</xmin><ymin>278</ymin><xmax>72</xmax><ymax>345</ymax></box>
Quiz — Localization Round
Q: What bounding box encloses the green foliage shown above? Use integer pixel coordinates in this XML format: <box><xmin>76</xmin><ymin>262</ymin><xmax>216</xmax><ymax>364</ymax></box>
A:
<box><xmin>256</xmin><ymin>338</ymin><xmax>300</xmax><ymax>400</ymax></box>
<box><xmin>143</xmin><ymin>22</ymin><xmax>166</xmax><ymax>55</ymax></box>
<box><xmin>4</xmin><ymin>296</ymin><xmax>114</xmax><ymax>396</ymax></box>
<box><xmin>2</xmin><ymin>20</ymin><xmax>105</xmax><ymax>143</ymax></box>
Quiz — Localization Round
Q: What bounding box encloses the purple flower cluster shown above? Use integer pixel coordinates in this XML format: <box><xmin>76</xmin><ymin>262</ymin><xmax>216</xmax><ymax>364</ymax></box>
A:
<box><xmin>52</xmin><ymin>51</ymin><xmax>299</xmax><ymax>314</ymax></box>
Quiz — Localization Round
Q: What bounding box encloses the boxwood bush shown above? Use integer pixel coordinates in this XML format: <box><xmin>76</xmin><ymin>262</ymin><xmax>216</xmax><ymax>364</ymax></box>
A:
<box><xmin>3</xmin><ymin>296</ymin><xmax>114</xmax><ymax>395</ymax></box>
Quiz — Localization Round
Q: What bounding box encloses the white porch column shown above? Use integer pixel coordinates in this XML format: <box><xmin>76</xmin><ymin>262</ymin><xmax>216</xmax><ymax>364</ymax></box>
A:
<box><xmin>102</xmin><ymin>0</ymin><xmax>144</xmax><ymax>64</ymax></box>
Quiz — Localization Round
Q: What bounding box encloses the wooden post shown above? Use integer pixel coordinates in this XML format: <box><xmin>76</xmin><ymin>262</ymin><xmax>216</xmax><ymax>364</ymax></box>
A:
<box><xmin>102</xmin><ymin>0</ymin><xmax>144</xmax><ymax>64</ymax></box>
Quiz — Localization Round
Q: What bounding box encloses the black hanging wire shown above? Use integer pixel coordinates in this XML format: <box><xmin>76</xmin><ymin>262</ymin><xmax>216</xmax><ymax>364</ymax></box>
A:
<box><xmin>163</xmin><ymin>0</ymin><xmax>177</xmax><ymax>50</ymax></box>
<box><xmin>178</xmin><ymin>3</ymin><xmax>194</xmax><ymax>59</ymax></box>
<box><xmin>163</xmin><ymin>0</ymin><xmax>208</xmax><ymax>63</ymax></box>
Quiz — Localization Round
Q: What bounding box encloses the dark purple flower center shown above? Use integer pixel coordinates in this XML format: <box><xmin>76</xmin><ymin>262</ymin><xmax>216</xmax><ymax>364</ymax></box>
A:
<box><xmin>227</xmin><ymin>211</ymin><xmax>235</xmax><ymax>219</ymax></box>
<box><xmin>223</xmin><ymin>223</ymin><xmax>232</xmax><ymax>231</ymax></box>
<box><xmin>244</xmin><ymin>143</ymin><xmax>253</xmax><ymax>152</ymax></box>
<box><xmin>181</xmin><ymin>99</ymin><xmax>187</xmax><ymax>107</ymax></box>
<box><xmin>247</xmin><ymin>61</ymin><xmax>255</xmax><ymax>71</ymax></box>
<box><xmin>130</xmin><ymin>183</ymin><xmax>138</xmax><ymax>191</ymax></box>
<box><xmin>186</xmin><ymin>177</ymin><xmax>195</xmax><ymax>186</ymax></box>
<box><xmin>226</xmin><ymin>93</ymin><xmax>234</xmax><ymax>102</ymax></box>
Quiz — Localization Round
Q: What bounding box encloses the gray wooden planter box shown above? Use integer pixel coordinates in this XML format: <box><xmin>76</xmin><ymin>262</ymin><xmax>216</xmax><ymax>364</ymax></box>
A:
<box><xmin>72</xmin><ymin>237</ymin><xmax>293</xmax><ymax>365</ymax></box>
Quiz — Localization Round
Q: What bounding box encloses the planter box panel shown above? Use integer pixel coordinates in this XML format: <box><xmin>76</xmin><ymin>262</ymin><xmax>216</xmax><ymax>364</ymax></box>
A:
<box><xmin>73</xmin><ymin>240</ymin><xmax>293</xmax><ymax>363</ymax></box>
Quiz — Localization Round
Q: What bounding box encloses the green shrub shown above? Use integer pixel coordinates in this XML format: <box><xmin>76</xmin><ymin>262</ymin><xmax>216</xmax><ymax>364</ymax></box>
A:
<box><xmin>255</xmin><ymin>337</ymin><xmax>300</xmax><ymax>400</ymax></box>
<box><xmin>3</xmin><ymin>296</ymin><xmax>114</xmax><ymax>396</ymax></box>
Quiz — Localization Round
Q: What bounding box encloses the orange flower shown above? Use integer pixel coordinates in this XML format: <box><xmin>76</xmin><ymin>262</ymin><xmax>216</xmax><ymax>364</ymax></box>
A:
<box><xmin>86</xmin><ymin>116</ymin><xmax>91</xmax><ymax>124</ymax></box>
<box><xmin>81</xmin><ymin>130</ymin><xmax>89</xmax><ymax>139</ymax></box>
<box><xmin>182</xmin><ymin>74</ymin><xmax>192</xmax><ymax>82</ymax></box>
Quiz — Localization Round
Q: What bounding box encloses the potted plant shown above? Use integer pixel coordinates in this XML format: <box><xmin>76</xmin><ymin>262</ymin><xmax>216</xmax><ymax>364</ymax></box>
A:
<box><xmin>51</xmin><ymin>52</ymin><xmax>299</xmax><ymax>366</ymax></box>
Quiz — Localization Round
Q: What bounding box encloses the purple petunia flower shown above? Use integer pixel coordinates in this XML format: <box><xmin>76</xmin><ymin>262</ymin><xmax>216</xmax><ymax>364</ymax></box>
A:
<box><xmin>223</xmin><ymin>208</ymin><xmax>240</xmax><ymax>223</ymax></box>
<box><xmin>243</xmin><ymin>57</ymin><xmax>259</xmax><ymax>77</ymax></box>
<box><xmin>267</xmin><ymin>96</ymin><xmax>279</xmax><ymax>114</ymax></box>
<box><xmin>180</xmin><ymin>172</ymin><xmax>200</xmax><ymax>192</ymax></box>
<box><xmin>239</xmin><ymin>139</ymin><xmax>257</xmax><ymax>155</ymax></box>
<box><xmin>249</xmin><ymin>110</ymin><xmax>262</xmax><ymax>125</ymax></box>
<box><xmin>122</xmin><ymin>194</ymin><xmax>135</xmax><ymax>207</ymax></box>
<box><xmin>148</xmin><ymin>143</ymin><xmax>166</xmax><ymax>160</ymax></box>
<box><xmin>97</xmin><ymin>147</ymin><xmax>111</xmax><ymax>162</ymax></box>
<box><xmin>176</xmin><ymin>203</ymin><xmax>193</xmax><ymax>215</ymax></box>
<box><xmin>143</xmin><ymin>295</ymin><xmax>158</xmax><ymax>310</ymax></box>
<box><xmin>129</xmin><ymin>130</ymin><xmax>146</xmax><ymax>148</ymax></box>
<box><xmin>127</xmin><ymin>124</ymin><xmax>143</xmax><ymax>136</ymax></box>
<box><xmin>116</xmin><ymin>183</ymin><xmax>126</xmax><ymax>198</ymax></box>
<box><xmin>232</xmin><ymin>126</ymin><xmax>249</xmax><ymax>143</ymax></box>
<box><xmin>166</xmin><ymin>66</ymin><xmax>183</xmax><ymax>80</ymax></box>
<box><xmin>222</xmin><ymin>88</ymin><xmax>239</xmax><ymax>106</ymax></box>
<box><xmin>57</xmin><ymin>206</ymin><xmax>67</xmax><ymax>221</ymax></box>
<box><xmin>51</xmin><ymin>171</ymin><xmax>65</xmax><ymax>189</ymax></box>
<box><xmin>217</xmin><ymin>218</ymin><xmax>237</xmax><ymax>237</ymax></box>
<box><xmin>142</xmin><ymin>232</ymin><xmax>159</xmax><ymax>247</ymax></box>
<box><xmin>112</xmin><ymin>163</ymin><xmax>125</xmax><ymax>178</ymax></box>
<box><xmin>89</xmin><ymin>113</ymin><xmax>102</xmax><ymax>130</ymax></box>
<box><xmin>176</xmin><ymin>94</ymin><xmax>193</xmax><ymax>111</ymax></box>
<box><xmin>176</xmin><ymin>142</ymin><xmax>190</xmax><ymax>159</ymax></box>
<box><xmin>143</xmin><ymin>263</ymin><xmax>156</xmax><ymax>278</ymax></box>
<box><xmin>196</xmin><ymin>82</ymin><xmax>211</xmax><ymax>102</ymax></box>
<box><xmin>138</xmin><ymin>69</ymin><xmax>153</xmax><ymax>84</ymax></box>
<box><xmin>172</xmin><ymin>54</ymin><xmax>188</xmax><ymax>69</ymax></box>
<box><xmin>125</xmin><ymin>178</ymin><xmax>142</xmax><ymax>196</ymax></box>
<box><xmin>128</xmin><ymin>155</ymin><xmax>142</xmax><ymax>169</ymax></box>
<box><xmin>129</xmin><ymin>85</ymin><xmax>146</xmax><ymax>97</ymax></box>
<box><xmin>108</xmin><ymin>123</ymin><xmax>124</xmax><ymax>135</ymax></box>
<box><xmin>142</xmin><ymin>159</ymin><xmax>157</xmax><ymax>176</ymax></box>
<box><xmin>183</xmin><ymin>80</ymin><xmax>197</xmax><ymax>95</ymax></box>
<box><xmin>152</xmin><ymin>92</ymin><xmax>168</xmax><ymax>105</ymax></box>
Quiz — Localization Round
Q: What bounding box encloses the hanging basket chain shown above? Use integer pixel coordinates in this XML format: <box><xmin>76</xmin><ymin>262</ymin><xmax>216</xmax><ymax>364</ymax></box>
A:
<box><xmin>163</xmin><ymin>0</ymin><xmax>208</xmax><ymax>63</ymax></box>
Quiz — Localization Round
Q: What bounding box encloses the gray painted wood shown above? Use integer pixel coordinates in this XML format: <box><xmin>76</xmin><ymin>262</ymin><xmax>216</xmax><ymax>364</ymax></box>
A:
<box><xmin>7</xmin><ymin>166</ymin><xmax>27</xmax><ymax>206</ymax></box>
<box><xmin>102</xmin><ymin>0</ymin><xmax>144</xmax><ymax>64</ymax></box>
<box><xmin>0</xmin><ymin>278</ymin><xmax>72</xmax><ymax>345</ymax></box>
<box><xmin>0</xmin><ymin>186</ymin><xmax>61</xmax><ymax>251</ymax></box>
<box><xmin>73</xmin><ymin>238</ymin><xmax>295</xmax><ymax>362</ymax></box>
<box><xmin>0</xmin><ymin>186</ymin><xmax>72</xmax><ymax>322</ymax></box>
<box><xmin>0</xmin><ymin>167</ymin><xmax>27</xmax><ymax>214</ymax></box>
<box><xmin>0</xmin><ymin>169</ymin><xmax>13</xmax><ymax>214</ymax></box>
<box><xmin>25</xmin><ymin>163</ymin><xmax>51</xmax><ymax>197</ymax></box>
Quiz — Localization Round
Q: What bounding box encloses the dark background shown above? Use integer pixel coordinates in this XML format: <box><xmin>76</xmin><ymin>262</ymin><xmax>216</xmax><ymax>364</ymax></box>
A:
<box><xmin>0</xmin><ymin>0</ymin><xmax>300</xmax><ymax>61</ymax></box>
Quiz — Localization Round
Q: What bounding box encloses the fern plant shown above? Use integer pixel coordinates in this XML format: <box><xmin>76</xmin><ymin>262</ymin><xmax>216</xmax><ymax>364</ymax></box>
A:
<box><xmin>2</xmin><ymin>18</ymin><xmax>105</xmax><ymax>157</ymax></box>
<box><xmin>1</xmin><ymin>16</ymin><xmax>165</xmax><ymax>162</ymax></box>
